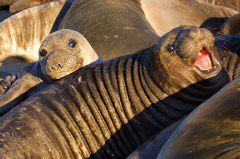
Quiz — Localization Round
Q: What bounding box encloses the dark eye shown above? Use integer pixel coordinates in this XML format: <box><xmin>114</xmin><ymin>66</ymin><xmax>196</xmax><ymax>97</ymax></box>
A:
<box><xmin>68</xmin><ymin>39</ymin><xmax>77</xmax><ymax>48</ymax></box>
<box><xmin>39</xmin><ymin>49</ymin><xmax>48</xmax><ymax>57</ymax></box>
<box><xmin>166</xmin><ymin>42</ymin><xmax>175</xmax><ymax>53</ymax></box>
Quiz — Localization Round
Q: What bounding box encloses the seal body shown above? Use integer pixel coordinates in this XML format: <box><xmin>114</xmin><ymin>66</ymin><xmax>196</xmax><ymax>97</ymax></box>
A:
<box><xmin>59</xmin><ymin>0</ymin><xmax>158</xmax><ymax>60</ymax></box>
<box><xmin>127</xmin><ymin>120</ymin><xmax>181</xmax><ymax>159</ymax></box>
<box><xmin>158</xmin><ymin>78</ymin><xmax>240</xmax><ymax>159</ymax></box>
<box><xmin>0</xmin><ymin>29</ymin><xmax>99</xmax><ymax>116</ymax></box>
<box><xmin>0</xmin><ymin>27</ymin><xmax>229</xmax><ymax>158</ymax></box>
<box><xmin>139</xmin><ymin>0</ymin><xmax>237</xmax><ymax>35</ymax></box>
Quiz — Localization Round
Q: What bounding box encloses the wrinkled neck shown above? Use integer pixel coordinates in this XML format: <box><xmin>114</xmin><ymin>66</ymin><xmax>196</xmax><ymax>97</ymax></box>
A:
<box><xmin>139</xmin><ymin>52</ymin><xmax>229</xmax><ymax>112</ymax></box>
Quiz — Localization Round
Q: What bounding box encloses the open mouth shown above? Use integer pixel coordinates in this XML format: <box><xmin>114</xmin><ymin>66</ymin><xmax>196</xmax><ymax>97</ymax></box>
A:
<box><xmin>194</xmin><ymin>48</ymin><xmax>216</xmax><ymax>71</ymax></box>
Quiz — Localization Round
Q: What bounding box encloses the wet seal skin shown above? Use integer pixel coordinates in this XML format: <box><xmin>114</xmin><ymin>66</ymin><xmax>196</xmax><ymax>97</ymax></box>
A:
<box><xmin>158</xmin><ymin>78</ymin><xmax>240</xmax><ymax>159</ymax></box>
<box><xmin>0</xmin><ymin>26</ymin><xmax>229</xmax><ymax>158</ymax></box>
<box><xmin>0</xmin><ymin>29</ymin><xmax>99</xmax><ymax>116</ymax></box>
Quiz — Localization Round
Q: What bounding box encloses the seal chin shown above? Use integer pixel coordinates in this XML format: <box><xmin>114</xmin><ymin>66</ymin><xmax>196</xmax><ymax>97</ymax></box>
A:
<box><xmin>46</xmin><ymin>72</ymin><xmax>69</xmax><ymax>80</ymax></box>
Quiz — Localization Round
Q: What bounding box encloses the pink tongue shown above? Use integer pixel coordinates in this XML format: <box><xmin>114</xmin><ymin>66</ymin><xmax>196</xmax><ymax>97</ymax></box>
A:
<box><xmin>194</xmin><ymin>49</ymin><xmax>212</xmax><ymax>70</ymax></box>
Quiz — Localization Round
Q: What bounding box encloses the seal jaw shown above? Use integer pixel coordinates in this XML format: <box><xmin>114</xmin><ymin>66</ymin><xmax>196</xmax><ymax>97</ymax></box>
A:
<box><xmin>193</xmin><ymin>46</ymin><xmax>221</xmax><ymax>78</ymax></box>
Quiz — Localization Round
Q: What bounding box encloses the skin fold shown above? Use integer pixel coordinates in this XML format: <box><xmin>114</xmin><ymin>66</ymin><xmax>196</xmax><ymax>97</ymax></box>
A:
<box><xmin>0</xmin><ymin>26</ymin><xmax>229</xmax><ymax>158</ymax></box>
<box><xmin>158</xmin><ymin>78</ymin><xmax>240</xmax><ymax>159</ymax></box>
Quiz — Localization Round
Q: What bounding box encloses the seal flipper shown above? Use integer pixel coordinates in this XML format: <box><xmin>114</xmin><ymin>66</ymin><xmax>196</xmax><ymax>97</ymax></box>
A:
<box><xmin>0</xmin><ymin>74</ymin><xmax>18</xmax><ymax>96</ymax></box>
<box><xmin>0</xmin><ymin>62</ymin><xmax>43</xmax><ymax>110</ymax></box>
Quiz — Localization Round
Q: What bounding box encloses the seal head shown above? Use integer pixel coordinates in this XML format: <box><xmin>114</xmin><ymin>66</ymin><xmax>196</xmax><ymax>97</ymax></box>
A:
<box><xmin>150</xmin><ymin>26</ymin><xmax>222</xmax><ymax>94</ymax></box>
<box><xmin>39</xmin><ymin>29</ymin><xmax>99</xmax><ymax>80</ymax></box>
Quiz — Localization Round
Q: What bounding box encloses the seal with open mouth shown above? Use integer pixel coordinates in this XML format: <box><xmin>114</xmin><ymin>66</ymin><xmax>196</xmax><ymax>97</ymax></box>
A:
<box><xmin>0</xmin><ymin>26</ymin><xmax>229</xmax><ymax>158</ymax></box>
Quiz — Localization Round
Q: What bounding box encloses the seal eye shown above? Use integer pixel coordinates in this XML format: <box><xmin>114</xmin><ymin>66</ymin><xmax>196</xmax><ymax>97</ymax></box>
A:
<box><xmin>39</xmin><ymin>49</ymin><xmax>48</xmax><ymax>57</ymax></box>
<box><xmin>68</xmin><ymin>39</ymin><xmax>77</xmax><ymax>48</ymax></box>
<box><xmin>166</xmin><ymin>42</ymin><xmax>175</xmax><ymax>53</ymax></box>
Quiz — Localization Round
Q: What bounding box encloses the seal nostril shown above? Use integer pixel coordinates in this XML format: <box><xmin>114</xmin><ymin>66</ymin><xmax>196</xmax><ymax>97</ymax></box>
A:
<box><xmin>68</xmin><ymin>39</ymin><xmax>77</xmax><ymax>48</ymax></box>
<box><xmin>50</xmin><ymin>66</ymin><xmax>55</xmax><ymax>70</ymax></box>
<box><xmin>57</xmin><ymin>63</ymin><xmax>62</xmax><ymax>68</ymax></box>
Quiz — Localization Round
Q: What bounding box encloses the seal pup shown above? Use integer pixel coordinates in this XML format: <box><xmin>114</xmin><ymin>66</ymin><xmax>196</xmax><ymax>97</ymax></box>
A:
<box><xmin>0</xmin><ymin>29</ymin><xmax>99</xmax><ymax>115</ymax></box>
<box><xmin>0</xmin><ymin>26</ymin><xmax>229</xmax><ymax>158</ymax></box>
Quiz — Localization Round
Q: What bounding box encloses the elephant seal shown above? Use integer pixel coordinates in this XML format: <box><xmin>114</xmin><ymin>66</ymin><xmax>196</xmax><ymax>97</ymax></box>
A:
<box><xmin>59</xmin><ymin>0</ymin><xmax>158</xmax><ymax>60</ymax></box>
<box><xmin>158</xmin><ymin>77</ymin><xmax>240</xmax><ymax>159</ymax></box>
<box><xmin>0</xmin><ymin>0</ymin><xmax>56</xmax><ymax>13</ymax></box>
<box><xmin>127</xmin><ymin>120</ymin><xmax>182</xmax><ymax>159</ymax></box>
<box><xmin>139</xmin><ymin>0</ymin><xmax>237</xmax><ymax>35</ymax></box>
<box><xmin>0</xmin><ymin>26</ymin><xmax>229</xmax><ymax>158</ymax></box>
<box><xmin>0</xmin><ymin>29</ymin><xmax>99</xmax><ymax>116</ymax></box>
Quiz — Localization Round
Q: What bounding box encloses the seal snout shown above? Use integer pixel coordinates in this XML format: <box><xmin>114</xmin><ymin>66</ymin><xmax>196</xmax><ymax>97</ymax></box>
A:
<box><xmin>175</xmin><ymin>28</ymin><xmax>220</xmax><ymax>72</ymax></box>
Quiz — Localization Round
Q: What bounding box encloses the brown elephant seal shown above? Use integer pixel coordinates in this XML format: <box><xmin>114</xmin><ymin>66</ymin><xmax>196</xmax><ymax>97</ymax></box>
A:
<box><xmin>157</xmin><ymin>77</ymin><xmax>240</xmax><ymax>159</ymax></box>
<box><xmin>59</xmin><ymin>0</ymin><xmax>158</xmax><ymax>60</ymax></box>
<box><xmin>0</xmin><ymin>26</ymin><xmax>229</xmax><ymax>158</ymax></box>
<box><xmin>0</xmin><ymin>0</ymin><xmax>57</xmax><ymax>13</ymax></box>
<box><xmin>127</xmin><ymin>120</ymin><xmax>182</xmax><ymax>159</ymax></box>
<box><xmin>139</xmin><ymin>0</ymin><xmax>237</xmax><ymax>35</ymax></box>
<box><xmin>0</xmin><ymin>29</ymin><xmax>99</xmax><ymax>116</ymax></box>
